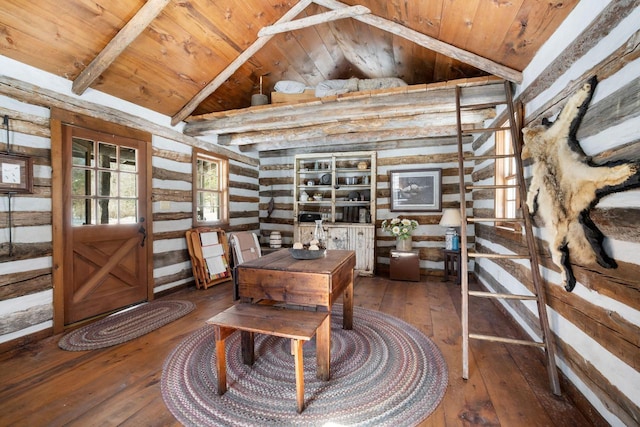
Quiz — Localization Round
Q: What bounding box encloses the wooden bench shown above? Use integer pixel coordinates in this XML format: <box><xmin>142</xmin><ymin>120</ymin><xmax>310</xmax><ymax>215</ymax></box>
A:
<box><xmin>206</xmin><ymin>303</ymin><xmax>330</xmax><ymax>413</ymax></box>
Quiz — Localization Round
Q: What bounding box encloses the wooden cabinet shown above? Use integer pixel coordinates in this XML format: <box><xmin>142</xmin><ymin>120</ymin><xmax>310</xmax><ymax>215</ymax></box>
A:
<box><xmin>293</xmin><ymin>151</ymin><xmax>376</xmax><ymax>276</ymax></box>
<box><xmin>295</xmin><ymin>223</ymin><xmax>375</xmax><ymax>276</ymax></box>
<box><xmin>293</xmin><ymin>151</ymin><xmax>376</xmax><ymax>224</ymax></box>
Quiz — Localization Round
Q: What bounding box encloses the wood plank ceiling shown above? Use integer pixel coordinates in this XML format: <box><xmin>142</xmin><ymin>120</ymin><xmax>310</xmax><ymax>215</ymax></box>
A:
<box><xmin>0</xmin><ymin>0</ymin><xmax>578</xmax><ymax>150</ymax></box>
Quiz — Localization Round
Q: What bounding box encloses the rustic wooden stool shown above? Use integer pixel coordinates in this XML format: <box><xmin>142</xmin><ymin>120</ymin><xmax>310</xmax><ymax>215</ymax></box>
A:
<box><xmin>207</xmin><ymin>303</ymin><xmax>330</xmax><ymax>413</ymax></box>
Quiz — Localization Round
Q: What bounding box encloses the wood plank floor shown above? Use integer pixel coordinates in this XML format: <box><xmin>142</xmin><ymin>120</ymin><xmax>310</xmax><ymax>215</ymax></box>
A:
<box><xmin>0</xmin><ymin>275</ymin><xmax>599</xmax><ymax>426</ymax></box>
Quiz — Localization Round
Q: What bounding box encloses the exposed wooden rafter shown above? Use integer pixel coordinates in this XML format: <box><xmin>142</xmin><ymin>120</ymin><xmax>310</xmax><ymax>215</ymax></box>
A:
<box><xmin>258</xmin><ymin>5</ymin><xmax>370</xmax><ymax>37</ymax></box>
<box><xmin>170</xmin><ymin>0</ymin><xmax>314</xmax><ymax>126</ymax></box>
<box><xmin>172</xmin><ymin>1</ymin><xmax>522</xmax><ymax>126</ymax></box>
<box><xmin>313</xmin><ymin>0</ymin><xmax>522</xmax><ymax>84</ymax></box>
<box><xmin>72</xmin><ymin>0</ymin><xmax>171</xmax><ymax>95</ymax></box>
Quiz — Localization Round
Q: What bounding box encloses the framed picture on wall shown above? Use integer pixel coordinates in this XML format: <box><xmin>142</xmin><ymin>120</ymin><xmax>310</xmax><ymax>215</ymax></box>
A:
<box><xmin>390</xmin><ymin>168</ymin><xmax>441</xmax><ymax>212</ymax></box>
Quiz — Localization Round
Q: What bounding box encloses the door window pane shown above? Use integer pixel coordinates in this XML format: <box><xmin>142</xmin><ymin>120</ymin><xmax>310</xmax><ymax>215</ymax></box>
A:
<box><xmin>72</xmin><ymin>138</ymin><xmax>94</xmax><ymax>167</ymax></box>
<box><xmin>119</xmin><ymin>199</ymin><xmax>137</xmax><ymax>224</ymax></box>
<box><xmin>72</xmin><ymin>198</ymin><xmax>94</xmax><ymax>225</ymax></box>
<box><xmin>97</xmin><ymin>198</ymin><xmax>116</xmax><ymax>224</ymax></box>
<box><xmin>120</xmin><ymin>147</ymin><xmax>137</xmax><ymax>172</ymax></box>
<box><xmin>120</xmin><ymin>172</ymin><xmax>137</xmax><ymax>198</ymax></box>
<box><xmin>72</xmin><ymin>169</ymin><xmax>94</xmax><ymax>196</ymax></box>
<box><xmin>98</xmin><ymin>171</ymin><xmax>116</xmax><ymax>197</ymax></box>
<box><xmin>99</xmin><ymin>143</ymin><xmax>117</xmax><ymax>170</ymax></box>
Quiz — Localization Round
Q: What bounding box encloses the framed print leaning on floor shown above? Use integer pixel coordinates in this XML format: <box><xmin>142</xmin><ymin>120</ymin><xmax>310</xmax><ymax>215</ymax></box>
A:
<box><xmin>389</xmin><ymin>168</ymin><xmax>441</xmax><ymax>212</ymax></box>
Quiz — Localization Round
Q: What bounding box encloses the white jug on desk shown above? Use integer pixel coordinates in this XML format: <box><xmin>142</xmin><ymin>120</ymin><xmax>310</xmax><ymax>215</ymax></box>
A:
<box><xmin>300</xmin><ymin>191</ymin><xmax>309</xmax><ymax>202</ymax></box>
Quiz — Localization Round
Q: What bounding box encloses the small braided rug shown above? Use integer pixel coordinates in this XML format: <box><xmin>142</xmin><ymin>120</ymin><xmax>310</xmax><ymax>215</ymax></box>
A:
<box><xmin>161</xmin><ymin>305</ymin><xmax>448</xmax><ymax>426</ymax></box>
<box><xmin>58</xmin><ymin>300</ymin><xmax>195</xmax><ymax>351</ymax></box>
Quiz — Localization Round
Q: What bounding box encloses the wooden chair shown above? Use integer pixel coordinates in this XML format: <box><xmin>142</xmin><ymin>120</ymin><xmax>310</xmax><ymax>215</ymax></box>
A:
<box><xmin>229</xmin><ymin>232</ymin><xmax>262</xmax><ymax>299</ymax></box>
<box><xmin>229</xmin><ymin>232</ymin><xmax>262</xmax><ymax>266</ymax></box>
<box><xmin>185</xmin><ymin>228</ymin><xmax>232</xmax><ymax>289</ymax></box>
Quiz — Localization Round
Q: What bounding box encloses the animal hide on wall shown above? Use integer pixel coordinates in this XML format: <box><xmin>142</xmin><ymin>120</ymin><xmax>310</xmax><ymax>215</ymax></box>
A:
<box><xmin>522</xmin><ymin>76</ymin><xmax>640</xmax><ymax>291</ymax></box>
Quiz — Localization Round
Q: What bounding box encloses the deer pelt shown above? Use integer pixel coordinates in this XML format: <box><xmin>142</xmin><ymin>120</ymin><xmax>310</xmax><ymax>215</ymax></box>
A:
<box><xmin>521</xmin><ymin>76</ymin><xmax>640</xmax><ymax>291</ymax></box>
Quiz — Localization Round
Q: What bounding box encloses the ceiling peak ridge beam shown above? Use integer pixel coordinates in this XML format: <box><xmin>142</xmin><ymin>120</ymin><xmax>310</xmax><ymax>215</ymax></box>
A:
<box><xmin>170</xmin><ymin>0</ymin><xmax>314</xmax><ymax>126</ymax></box>
<box><xmin>258</xmin><ymin>5</ymin><xmax>370</xmax><ymax>37</ymax></box>
<box><xmin>72</xmin><ymin>0</ymin><xmax>171</xmax><ymax>95</ymax></box>
<box><xmin>312</xmin><ymin>0</ymin><xmax>522</xmax><ymax>84</ymax></box>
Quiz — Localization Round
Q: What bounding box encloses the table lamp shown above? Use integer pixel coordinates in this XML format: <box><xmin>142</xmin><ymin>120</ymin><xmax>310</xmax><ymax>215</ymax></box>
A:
<box><xmin>439</xmin><ymin>208</ymin><xmax>461</xmax><ymax>250</ymax></box>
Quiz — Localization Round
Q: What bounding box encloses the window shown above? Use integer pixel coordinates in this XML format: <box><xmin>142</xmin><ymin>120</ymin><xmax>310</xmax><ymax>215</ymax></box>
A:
<box><xmin>495</xmin><ymin>124</ymin><xmax>521</xmax><ymax>231</ymax></box>
<box><xmin>70</xmin><ymin>129</ymin><xmax>141</xmax><ymax>225</ymax></box>
<box><xmin>193</xmin><ymin>149</ymin><xmax>228</xmax><ymax>225</ymax></box>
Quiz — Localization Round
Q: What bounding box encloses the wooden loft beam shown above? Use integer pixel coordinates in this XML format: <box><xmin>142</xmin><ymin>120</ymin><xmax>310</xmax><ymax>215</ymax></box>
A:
<box><xmin>218</xmin><ymin>108</ymin><xmax>495</xmax><ymax>147</ymax></box>
<box><xmin>72</xmin><ymin>0</ymin><xmax>171</xmax><ymax>95</ymax></box>
<box><xmin>235</xmin><ymin>126</ymin><xmax>472</xmax><ymax>153</ymax></box>
<box><xmin>258</xmin><ymin>5</ymin><xmax>370</xmax><ymax>36</ymax></box>
<box><xmin>259</xmin><ymin>135</ymin><xmax>470</xmax><ymax>157</ymax></box>
<box><xmin>313</xmin><ymin>0</ymin><xmax>523</xmax><ymax>84</ymax></box>
<box><xmin>183</xmin><ymin>77</ymin><xmax>506</xmax><ymax>136</ymax></box>
<box><xmin>170</xmin><ymin>0</ymin><xmax>313</xmax><ymax>126</ymax></box>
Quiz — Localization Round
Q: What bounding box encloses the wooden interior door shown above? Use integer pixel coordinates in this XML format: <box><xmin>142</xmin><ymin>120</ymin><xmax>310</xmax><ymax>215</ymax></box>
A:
<box><xmin>62</xmin><ymin>126</ymin><xmax>148</xmax><ymax>325</ymax></box>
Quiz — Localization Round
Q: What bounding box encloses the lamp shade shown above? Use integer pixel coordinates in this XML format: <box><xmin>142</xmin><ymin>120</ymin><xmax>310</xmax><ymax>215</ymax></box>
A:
<box><xmin>439</xmin><ymin>208</ymin><xmax>461</xmax><ymax>227</ymax></box>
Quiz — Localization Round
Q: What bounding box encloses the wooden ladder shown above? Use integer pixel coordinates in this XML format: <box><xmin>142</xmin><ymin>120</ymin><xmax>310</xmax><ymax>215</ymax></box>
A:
<box><xmin>454</xmin><ymin>81</ymin><xmax>561</xmax><ymax>395</ymax></box>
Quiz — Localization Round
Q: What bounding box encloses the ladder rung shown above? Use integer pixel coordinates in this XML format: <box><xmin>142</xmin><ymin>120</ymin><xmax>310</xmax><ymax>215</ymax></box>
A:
<box><xmin>466</xmin><ymin>217</ymin><xmax>524</xmax><ymax>223</ymax></box>
<box><xmin>464</xmin><ymin>154</ymin><xmax>516</xmax><ymax>161</ymax></box>
<box><xmin>469</xmin><ymin>333</ymin><xmax>547</xmax><ymax>348</ymax></box>
<box><xmin>461</xmin><ymin>126</ymin><xmax>510</xmax><ymax>134</ymax></box>
<box><xmin>459</xmin><ymin>101</ymin><xmax>505</xmax><ymax>109</ymax></box>
<box><xmin>466</xmin><ymin>184</ymin><xmax>518</xmax><ymax>190</ymax></box>
<box><xmin>468</xmin><ymin>252</ymin><xmax>530</xmax><ymax>259</ymax></box>
<box><xmin>468</xmin><ymin>290</ymin><xmax>538</xmax><ymax>300</ymax></box>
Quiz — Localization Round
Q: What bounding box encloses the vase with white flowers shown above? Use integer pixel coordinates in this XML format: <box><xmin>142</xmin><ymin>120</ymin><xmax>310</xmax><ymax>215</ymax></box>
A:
<box><xmin>381</xmin><ymin>217</ymin><xmax>419</xmax><ymax>251</ymax></box>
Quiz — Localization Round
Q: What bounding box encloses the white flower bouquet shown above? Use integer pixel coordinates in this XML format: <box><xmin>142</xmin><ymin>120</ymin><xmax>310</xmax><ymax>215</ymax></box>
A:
<box><xmin>381</xmin><ymin>217</ymin><xmax>419</xmax><ymax>240</ymax></box>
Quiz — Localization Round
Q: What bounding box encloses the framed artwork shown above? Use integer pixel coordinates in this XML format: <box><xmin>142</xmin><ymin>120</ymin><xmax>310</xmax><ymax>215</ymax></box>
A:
<box><xmin>390</xmin><ymin>168</ymin><xmax>441</xmax><ymax>212</ymax></box>
<box><xmin>0</xmin><ymin>153</ymin><xmax>33</xmax><ymax>193</ymax></box>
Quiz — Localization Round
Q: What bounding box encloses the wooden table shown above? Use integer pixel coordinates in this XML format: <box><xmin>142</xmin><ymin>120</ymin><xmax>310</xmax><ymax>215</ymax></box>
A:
<box><xmin>444</xmin><ymin>249</ymin><xmax>461</xmax><ymax>284</ymax></box>
<box><xmin>235</xmin><ymin>249</ymin><xmax>356</xmax><ymax>379</ymax></box>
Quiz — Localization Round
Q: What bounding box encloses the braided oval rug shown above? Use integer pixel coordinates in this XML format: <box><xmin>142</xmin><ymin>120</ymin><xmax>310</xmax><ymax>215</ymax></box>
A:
<box><xmin>161</xmin><ymin>305</ymin><xmax>448</xmax><ymax>426</ymax></box>
<box><xmin>58</xmin><ymin>300</ymin><xmax>195</xmax><ymax>351</ymax></box>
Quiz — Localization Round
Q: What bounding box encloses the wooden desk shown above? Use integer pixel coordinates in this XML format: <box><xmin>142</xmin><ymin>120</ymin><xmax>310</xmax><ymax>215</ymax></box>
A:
<box><xmin>235</xmin><ymin>249</ymin><xmax>356</xmax><ymax>379</ymax></box>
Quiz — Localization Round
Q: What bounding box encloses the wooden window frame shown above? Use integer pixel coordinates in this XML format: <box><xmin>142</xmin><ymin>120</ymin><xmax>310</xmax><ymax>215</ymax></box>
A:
<box><xmin>193</xmin><ymin>148</ymin><xmax>229</xmax><ymax>227</ymax></box>
<box><xmin>495</xmin><ymin>125</ymin><xmax>521</xmax><ymax>232</ymax></box>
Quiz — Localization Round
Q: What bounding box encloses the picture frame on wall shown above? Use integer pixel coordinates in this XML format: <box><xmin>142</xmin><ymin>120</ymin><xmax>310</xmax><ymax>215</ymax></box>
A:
<box><xmin>390</xmin><ymin>168</ymin><xmax>441</xmax><ymax>212</ymax></box>
<box><xmin>0</xmin><ymin>153</ymin><xmax>33</xmax><ymax>194</ymax></box>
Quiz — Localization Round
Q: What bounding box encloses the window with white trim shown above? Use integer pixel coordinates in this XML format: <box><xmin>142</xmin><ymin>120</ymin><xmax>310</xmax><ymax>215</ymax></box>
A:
<box><xmin>193</xmin><ymin>149</ymin><xmax>228</xmax><ymax>226</ymax></box>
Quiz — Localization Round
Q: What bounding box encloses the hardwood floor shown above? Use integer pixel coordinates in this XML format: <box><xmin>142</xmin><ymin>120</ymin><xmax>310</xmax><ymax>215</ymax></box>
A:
<box><xmin>0</xmin><ymin>275</ymin><xmax>598</xmax><ymax>426</ymax></box>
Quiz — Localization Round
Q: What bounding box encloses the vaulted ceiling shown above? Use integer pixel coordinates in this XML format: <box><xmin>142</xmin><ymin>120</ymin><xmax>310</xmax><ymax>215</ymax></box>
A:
<box><xmin>1</xmin><ymin>0</ymin><xmax>578</xmax><ymax>128</ymax></box>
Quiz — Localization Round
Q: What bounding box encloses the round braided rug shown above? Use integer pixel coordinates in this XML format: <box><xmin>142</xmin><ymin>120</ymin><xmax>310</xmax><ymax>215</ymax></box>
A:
<box><xmin>161</xmin><ymin>305</ymin><xmax>448</xmax><ymax>426</ymax></box>
<box><xmin>59</xmin><ymin>300</ymin><xmax>195</xmax><ymax>351</ymax></box>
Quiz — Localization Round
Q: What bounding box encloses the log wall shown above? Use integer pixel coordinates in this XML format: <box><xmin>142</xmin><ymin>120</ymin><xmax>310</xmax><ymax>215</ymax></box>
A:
<box><xmin>472</xmin><ymin>2</ymin><xmax>640</xmax><ymax>425</ymax></box>
<box><xmin>0</xmin><ymin>65</ymin><xmax>259</xmax><ymax>347</ymax></box>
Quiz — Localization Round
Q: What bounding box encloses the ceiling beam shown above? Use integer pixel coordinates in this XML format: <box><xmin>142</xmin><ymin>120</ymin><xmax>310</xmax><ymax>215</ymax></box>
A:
<box><xmin>258</xmin><ymin>5</ymin><xmax>370</xmax><ymax>37</ymax></box>
<box><xmin>183</xmin><ymin>78</ymin><xmax>506</xmax><ymax>136</ymax></box>
<box><xmin>218</xmin><ymin>108</ymin><xmax>495</xmax><ymax>146</ymax></box>
<box><xmin>170</xmin><ymin>0</ymin><xmax>313</xmax><ymax>126</ymax></box>
<box><xmin>260</xmin><ymin>135</ymin><xmax>471</xmax><ymax>157</ymax></box>
<box><xmin>72</xmin><ymin>0</ymin><xmax>171</xmax><ymax>95</ymax></box>
<box><xmin>313</xmin><ymin>0</ymin><xmax>522</xmax><ymax>84</ymax></box>
<box><xmin>237</xmin><ymin>125</ymin><xmax>471</xmax><ymax>152</ymax></box>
